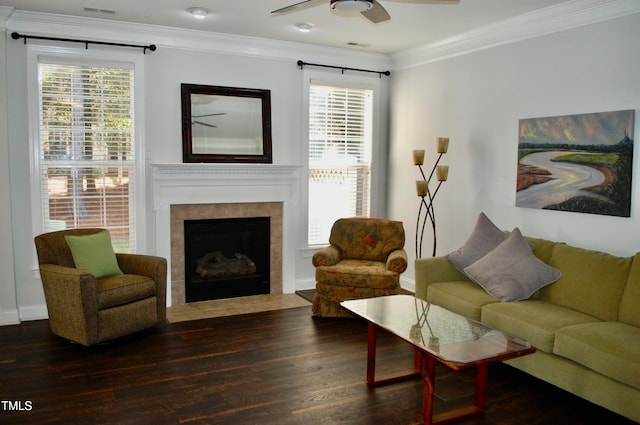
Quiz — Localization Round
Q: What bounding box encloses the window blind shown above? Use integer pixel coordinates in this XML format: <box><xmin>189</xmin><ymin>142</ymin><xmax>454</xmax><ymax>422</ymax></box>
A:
<box><xmin>308</xmin><ymin>84</ymin><xmax>372</xmax><ymax>245</ymax></box>
<box><xmin>38</xmin><ymin>62</ymin><xmax>136</xmax><ymax>252</ymax></box>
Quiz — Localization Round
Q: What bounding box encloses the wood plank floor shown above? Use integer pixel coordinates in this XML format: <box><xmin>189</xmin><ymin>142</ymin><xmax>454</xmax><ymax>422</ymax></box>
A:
<box><xmin>0</xmin><ymin>307</ymin><xmax>635</xmax><ymax>425</ymax></box>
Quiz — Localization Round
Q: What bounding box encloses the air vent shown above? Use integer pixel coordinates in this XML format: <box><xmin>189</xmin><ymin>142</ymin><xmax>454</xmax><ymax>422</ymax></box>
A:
<box><xmin>83</xmin><ymin>7</ymin><xmax>117</xmax><ymax>15</ymax></box>
<box><xmin>346</xmin><ymin>41</ymin><xmax>370</xmax><ymax>48</ymax></box>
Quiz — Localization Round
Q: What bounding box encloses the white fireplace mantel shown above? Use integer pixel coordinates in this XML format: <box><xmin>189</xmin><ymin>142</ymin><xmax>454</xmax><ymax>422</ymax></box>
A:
<box><xmin>151</xmin><ymin>163</ymin><xmax>302</xmax><ymax>306</ymax></box>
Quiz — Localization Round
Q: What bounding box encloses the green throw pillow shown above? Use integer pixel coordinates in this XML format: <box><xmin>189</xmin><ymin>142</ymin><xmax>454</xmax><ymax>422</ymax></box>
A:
<box><xmin>65</xmin><ymin>231</ymin><xmax>123</xmax><ymax>278</ymax></box>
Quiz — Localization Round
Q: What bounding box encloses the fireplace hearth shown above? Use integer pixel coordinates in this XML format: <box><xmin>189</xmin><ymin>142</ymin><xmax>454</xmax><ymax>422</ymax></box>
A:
<box><xmin>184</xmin><ymin>217</ymin><xmax>270</xmax><ymax>302</ymax></box>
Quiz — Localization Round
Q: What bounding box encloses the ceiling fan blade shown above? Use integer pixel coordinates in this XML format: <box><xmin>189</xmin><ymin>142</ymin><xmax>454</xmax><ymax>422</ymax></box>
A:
<box><xmin>193</xmin><ymin>121</ymin><xmax>217</xmax><ymax>128</ymax></box>
<box><xmin>361</xmin><ymin>0</ymin><xmax>390</xmax><ymax>23</ymax></box>
<box><xmin>193</xmin><ymin>113</ymin><xmax>226</xmax><ymax>118</ymax></box>
<box><xmin>271</xmin><ymin>0</ymin><xmax>326</xmax><ymax>15</ymax></box>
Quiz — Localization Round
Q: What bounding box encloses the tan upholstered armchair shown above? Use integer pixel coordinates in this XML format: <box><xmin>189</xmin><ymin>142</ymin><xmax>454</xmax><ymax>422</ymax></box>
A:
<box><xmin>34</xmin><ymin>228</ymin><xmax>167</xmax><ymax>346</ymax></box>
<box><xmin>312</xmin><ymin>218</ymin><xmax>408</xmax><ymax>317</ymax></box>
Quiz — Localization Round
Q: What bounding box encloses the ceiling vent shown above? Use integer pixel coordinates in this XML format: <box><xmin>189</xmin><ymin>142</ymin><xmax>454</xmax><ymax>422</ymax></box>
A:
<box><xmin>83</xmin><ymin>7</ymin><xmax>117</xmax><ymax>15</ymax></box>
<box><xmin>346</xmin><ymin>41</ymin><xmax>370</xmax><ymax>48</ymax></box>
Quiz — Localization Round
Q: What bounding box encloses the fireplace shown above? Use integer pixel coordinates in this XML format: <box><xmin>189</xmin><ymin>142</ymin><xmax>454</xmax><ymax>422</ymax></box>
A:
<box><xmin>151</xmin><ymin>163</ymin><xmax>300</xmax><ymax>307</ymax></box>
<box><xmin>184</xmin><ymin>217</ymin><xmax>270</xmax><ymax>302</ymax></box>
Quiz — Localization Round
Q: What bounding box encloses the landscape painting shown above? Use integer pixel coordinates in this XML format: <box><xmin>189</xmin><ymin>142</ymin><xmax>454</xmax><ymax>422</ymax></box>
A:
<box><xmin>516</xmin><ymin>110</ymin><xmax>634</xmax><ymax>217</ymax></box>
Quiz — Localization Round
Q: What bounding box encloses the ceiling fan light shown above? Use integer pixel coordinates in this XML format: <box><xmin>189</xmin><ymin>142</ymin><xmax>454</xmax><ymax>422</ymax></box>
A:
<box><xmin>330</xmin><ymin>0</ymin><xmax>373</xmax><ymax>13</ymax></box>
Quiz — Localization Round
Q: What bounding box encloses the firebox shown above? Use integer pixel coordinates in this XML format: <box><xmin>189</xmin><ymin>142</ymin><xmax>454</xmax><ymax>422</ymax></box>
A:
<box><xmin>184</xmin><ymin>217</ymin><xmax>270</xmax><ymax>302</ymax></box>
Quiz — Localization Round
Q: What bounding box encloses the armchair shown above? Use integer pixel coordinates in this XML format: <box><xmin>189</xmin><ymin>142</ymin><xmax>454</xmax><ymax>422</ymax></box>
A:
<box><xmin>34</xmin><ymin>228</ymin><xmax>167</xmax><ymax>346</ymax></box>
<box><xmin>312</xmin><ymin>218</ymin><xmax>408</xmax><ymax>317</ymax></box>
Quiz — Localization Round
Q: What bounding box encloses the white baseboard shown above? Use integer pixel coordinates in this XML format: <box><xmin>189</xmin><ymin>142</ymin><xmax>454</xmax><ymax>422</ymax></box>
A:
<box><xmin>400</xmin><ymin>276</ymin><xmax>415</xmax><ymax>293</ymax></box>
<box><xmin>18</xmin><ymin>305</ymin><xmax>49</xmax><ymax>322</ymax></box>
<box><xmin>294</xmin><ymin>278</ymin><xmax>316</xmax><ymax>292</ymax></box>
<box><xmin>0</xmin><ymin>309</ymin><xmax>20</xmax><ymax>326</ymax></box>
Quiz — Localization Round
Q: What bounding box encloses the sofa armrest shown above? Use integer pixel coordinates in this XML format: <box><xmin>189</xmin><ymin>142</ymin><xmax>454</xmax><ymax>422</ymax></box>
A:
<box><xmin>116</xmin><ymin>253</ymin><xmax>167</xmax><ymax>321</ymax></box>
<box><xmin>414</xmin><ymin>256</ymin><xmax>469</xmax><ymax>300</ymax></box>
<box><xmin>312</xmin><ymin>246</ymin><xmax>341</xmax><ymax>267</ymax></box>
<box><xmin>116</xmin><ymin>253</ymin><xmax>166</xmax><ymax>279</ymax></box>
<box><xmin>38</xmin><ymin>264</ymin><xmax>99</xmax><ymax>343</ymax></box>
<box><xmin>386</xmin><ymin>248</ymin><xmax>408</xmax><ymax>273</ymax></box>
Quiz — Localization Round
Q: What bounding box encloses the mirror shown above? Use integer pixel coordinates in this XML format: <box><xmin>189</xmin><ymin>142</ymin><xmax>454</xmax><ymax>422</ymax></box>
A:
<box><xmin>181</xmin><ymin>84</ymin><xmax>272</xmax><ymax>163</ymax></box>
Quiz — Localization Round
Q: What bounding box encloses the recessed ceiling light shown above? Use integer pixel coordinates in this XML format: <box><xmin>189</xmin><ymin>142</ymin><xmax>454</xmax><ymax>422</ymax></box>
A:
<box><xmin>188</xmin><ymin>7</ymin><xmax>208</xmax><ymax>19</ymax></box>
<box><xmin>295</xmin><ymin>23</ymin><xmax>313</xmax><ymax>33</ymax></box>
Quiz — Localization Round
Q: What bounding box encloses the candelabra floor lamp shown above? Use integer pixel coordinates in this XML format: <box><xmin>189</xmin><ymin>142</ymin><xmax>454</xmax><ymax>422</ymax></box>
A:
<box><xmin>413</xmin><ymin>137</ymin><xmax>449</xmax><ymax>258</ymax></box>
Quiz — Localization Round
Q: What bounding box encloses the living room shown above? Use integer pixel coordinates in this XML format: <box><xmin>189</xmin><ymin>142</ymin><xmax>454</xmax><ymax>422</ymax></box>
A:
<box><xmin>1</xmin><ymin>0</ymin><xmax>637</xmax><ymax>326</ymax></box>
<box><xmin>1</xmin><ymin>1</ymin><xmax>639</xmax><ymax>423</ymax></box>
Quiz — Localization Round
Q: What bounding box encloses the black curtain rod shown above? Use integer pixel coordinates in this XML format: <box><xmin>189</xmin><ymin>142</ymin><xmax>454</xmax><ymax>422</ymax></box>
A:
<box><xmin>11</xmin><ymin>32</ymin><xmax>156</xmax><ymax>54</ymax></box>
<box><xmin>297</xmin><ymin>60</ymin><xmax>390</xmax><ymax>77</ymax></box>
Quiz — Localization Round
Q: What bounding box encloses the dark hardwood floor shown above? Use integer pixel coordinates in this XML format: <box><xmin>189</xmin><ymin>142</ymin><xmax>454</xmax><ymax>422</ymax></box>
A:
<box><xmin>0</xmin><ymin>306</ymin><xmax>635</xmax><ymax>424</ymax></box>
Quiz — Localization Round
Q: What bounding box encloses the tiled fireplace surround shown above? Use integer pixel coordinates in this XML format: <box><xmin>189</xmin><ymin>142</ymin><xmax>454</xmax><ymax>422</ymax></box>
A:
<box><xmin>152</xmin><ymin>164</ymin><xmax>300</xmax><ymax>306</ymax></box>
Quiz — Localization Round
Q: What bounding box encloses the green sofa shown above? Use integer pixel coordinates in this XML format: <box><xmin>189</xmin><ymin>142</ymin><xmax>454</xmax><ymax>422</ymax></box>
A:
<box><xmin>415</xmin><ymin>236</ymin><xmax>640</xmax><ymax>422</ymax></box>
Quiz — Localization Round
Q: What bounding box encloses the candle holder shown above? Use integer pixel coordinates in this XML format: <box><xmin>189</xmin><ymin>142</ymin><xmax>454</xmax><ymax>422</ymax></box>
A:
<box><xmin>413</xmin><ymin>137</ymin><xmax>449</xmax><ymax>258</ymax></box>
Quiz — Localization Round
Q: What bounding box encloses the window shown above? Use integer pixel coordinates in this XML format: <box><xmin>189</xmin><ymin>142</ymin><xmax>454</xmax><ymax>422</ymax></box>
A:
<box><xmin>308</xmin><ymin>84</ymin><xmax>373</xmax><ymax>245</ymax></box>
<box><xmin>36</xmin><ymin>58</ymin><xmax>137</xmax><ymax>252</ymax></box>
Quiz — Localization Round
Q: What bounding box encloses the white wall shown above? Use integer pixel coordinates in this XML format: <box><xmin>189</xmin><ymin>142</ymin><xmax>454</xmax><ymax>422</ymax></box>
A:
<box><xmin>1</xmin><ymin>11</ymin><xmax>392</xmax><ymax>323</ymax></box>
<box><xmin>0</xmin><ymin>8</ymin><xmax>19</xmax><ymax>325</ymax></box>
<box><xmin>389</xmin><ymin>13</ymin><xmax>640</xmax><ymax>291</ymax></box>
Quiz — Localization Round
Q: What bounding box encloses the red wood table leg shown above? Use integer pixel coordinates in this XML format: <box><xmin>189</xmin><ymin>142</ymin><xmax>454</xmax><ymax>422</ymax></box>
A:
<box><xmin>366</xmin><ymin>322</ymin><xmax>377</xmax><ymax>385</ymax></box>
<box><xmin>422</xmin><ymin>355</ymin><xmax>437</xmax><ymax>425</ymax></box>
<box><xmin>429</xmin><ymin>363</ymin><xmax>488</xmax><ymax>424</ymax></box>
<box><xmin>367</xmin><ymin>322</ymin><xmax>423</xmax><ymax>386</ymax></box>
<box><xmin>365</xmin><ymin>321</ymin><xmax>490</xmax><ymax>424</ymax></box>
<box><xmin>474</xmin><ymin>364</ymin><xmax>488</xmax><ymax>410</ymax></box>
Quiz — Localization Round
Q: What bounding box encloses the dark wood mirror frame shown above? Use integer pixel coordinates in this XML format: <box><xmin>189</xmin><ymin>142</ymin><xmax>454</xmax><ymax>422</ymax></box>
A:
<box><xmin>181</xmin><ymin>83</ymin><xmax>272</xmax><ymax>163</ymax></box>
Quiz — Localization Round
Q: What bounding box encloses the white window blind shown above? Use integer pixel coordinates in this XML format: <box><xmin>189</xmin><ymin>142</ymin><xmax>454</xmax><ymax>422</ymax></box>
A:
<box><xmin>308</xmin><ymin>84</ymin><xmax>373</xmax><ymax>245</ymax></box>
<box><xmin>38</xmin><ymin>61</ymin><xmax>136</xmax><ymax>252</ymax></box>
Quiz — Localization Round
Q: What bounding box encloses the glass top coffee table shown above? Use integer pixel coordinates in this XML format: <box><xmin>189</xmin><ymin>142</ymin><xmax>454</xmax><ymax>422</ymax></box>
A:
<box><xmin>341</xmin><ymin>295</ymin><xmax>535</xmax><ymax>425</ymax></box>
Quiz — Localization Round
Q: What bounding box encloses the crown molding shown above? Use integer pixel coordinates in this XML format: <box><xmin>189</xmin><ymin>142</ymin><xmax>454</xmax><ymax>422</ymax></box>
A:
<box><xmin>0</xmin><ymin>6</ymin><xmax>14</xmax><ymax>29</ymax></box>
<box><xmin>6</xmin><ymin>0</ymin><xmax>639</xmax><ymax>73</ymax></box>
<box><xmin>5</xmin><ymin>10</ymin><xmax>393</xmax><ymax>71</ymax></box>
<box><xmin>392</xmin><ymin>0</ymin><xmax>640</xmax><ymax>70</ymax></box>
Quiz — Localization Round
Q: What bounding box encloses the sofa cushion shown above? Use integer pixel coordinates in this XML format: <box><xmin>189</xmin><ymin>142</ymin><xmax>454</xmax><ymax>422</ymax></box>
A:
<box><xmin>554</xmin><ymin>322</ymin><xmax>640</xmax><ymax>391</ymax></box>
<box><xmin>445</xmin><ymin>212</ymin><xmax>506</xmax><ymax>273</ymax></box>
<box><xmin>315</xmin><ymin>260</ymin><xmax>400</xmax><ymax>289</ymax></box>
<box><xmin>427</xmin><ymin>281</ymin><xmax>497</xmax><ymax>322</ymax></box>
<box><xmin>542</xmin><ymin>244</ymin><xmax>632</xmax><ymax>321</ymax></box>
<box><xmin>619</xmin><ymin>254</ymin><xmax>640</xmax><ymax>327</ymax></box>
<box><xmin>315</xmin><ymin>281</ymin><xmax>401</xmax><ymax>301</ymax></box>
<box><xmin>97</xmin><ymin>274</ymin><xmax>157</xmax><ymax>310</ymax></box>
<box><xmin>65</xmin><ymin>231</ymin><xmax>123</xmax><ymax>278</ymax></box>
<box><xmin>464</xmin><ymin>229</ymin><xmax>562</xmax><ymax>302</ymax></box>
<box><xmin>481</xmin><ymin>300</ymin><xmax>600</xmax><ymax>353</ymax></box>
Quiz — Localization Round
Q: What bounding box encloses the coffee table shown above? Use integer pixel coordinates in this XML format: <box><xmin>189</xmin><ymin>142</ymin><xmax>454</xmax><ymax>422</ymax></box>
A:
<box><xmin>341</xmin><ymin>295</ymin><xmax>536</xmax><ymax>425</ymax></box>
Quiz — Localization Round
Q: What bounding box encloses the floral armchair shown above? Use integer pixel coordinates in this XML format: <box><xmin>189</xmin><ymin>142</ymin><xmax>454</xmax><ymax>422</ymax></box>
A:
<box><xmin>312</xmin><ymin>218</ymin><xmax>408</xmax><ymax>317</ymax></box>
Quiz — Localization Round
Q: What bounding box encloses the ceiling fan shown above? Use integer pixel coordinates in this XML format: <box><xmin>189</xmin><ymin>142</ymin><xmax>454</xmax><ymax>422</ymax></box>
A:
<box><xmin>272</xmin><ymin>0</ymin><xmax>460</xmax><ymax>24</ymax></box>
